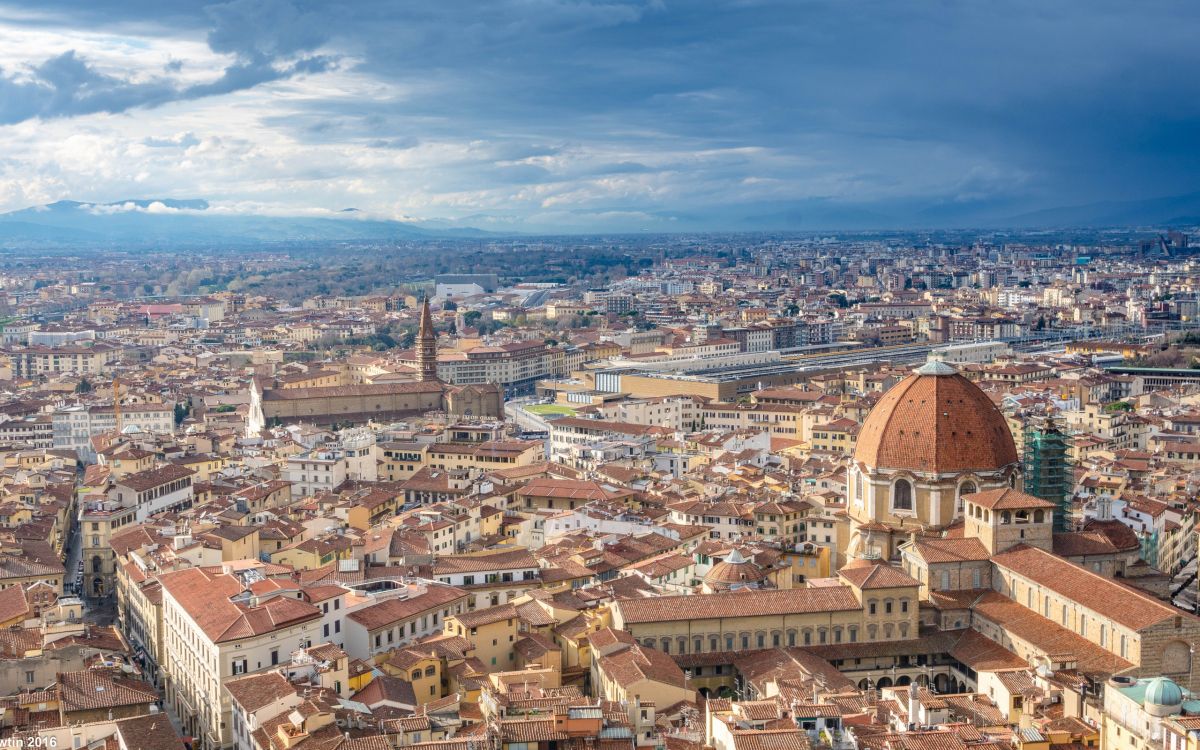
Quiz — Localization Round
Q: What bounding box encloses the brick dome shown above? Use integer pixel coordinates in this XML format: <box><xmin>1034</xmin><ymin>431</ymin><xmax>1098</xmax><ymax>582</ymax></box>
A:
<box><xmin>853</xmin><ymin>360</ymin><xmax>1018</xmax><ymax>475</ymax></box>
<box><xmin>703</xmin><ymin>549</ymin><xmax>766</xmax><ymax>590</ymax></box>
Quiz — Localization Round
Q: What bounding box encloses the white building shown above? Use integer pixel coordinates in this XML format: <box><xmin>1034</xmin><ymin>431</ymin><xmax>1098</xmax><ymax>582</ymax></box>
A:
<box><xmin>159</xmin><ymin>565</ymin><xmax>324</xmax><ymax>750</ymax></box>
<box><xmin>286</xmin><ymin>448</ymin><xmax>349</xmax><ymax>499</ymax></box>
<box><xmin>52</xmin><ymin>403</ymin><xmax>175</xmax><ymax>462</ymax></box>
<box><xmin>111</xmin><ymin>464</ymin><xmax>196</xmax><ymax>521</ymax></box>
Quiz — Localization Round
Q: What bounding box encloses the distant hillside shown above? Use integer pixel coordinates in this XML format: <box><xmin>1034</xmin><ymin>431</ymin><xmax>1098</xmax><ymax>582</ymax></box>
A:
<box><xmin>996</xmin><ymin>192</ymin><xmax>1200</xmax><ymax>229</ymax></box>
<box><xmin>0</xmin><ymin>199</ymin><xmax>487</xmax><ymax>245</ymax></box>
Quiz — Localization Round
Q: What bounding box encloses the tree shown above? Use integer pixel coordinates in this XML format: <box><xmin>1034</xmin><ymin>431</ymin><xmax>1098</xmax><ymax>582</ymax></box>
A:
<box><xmin>75</xmin><ymin>378</ymin><xmax>93</xmax><ymax>394</ymax></box>
<box><xmin>173</xmin><ymin>402</ymin><xmax>190</xmax><ymax>425</ymax></box>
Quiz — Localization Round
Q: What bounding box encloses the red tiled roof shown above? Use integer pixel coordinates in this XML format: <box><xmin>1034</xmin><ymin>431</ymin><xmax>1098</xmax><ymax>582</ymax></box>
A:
<box><xmin>616</xmin><ymin>587</ymin><xmax>860</xmax><ymax>624</ymax></box>
<box><xmin>991</xmin><ymin>544</ymin><xmax>1189</xmax><ymax>631</ymax></box>
<box><xmin>853</xmin><ymin>367</ymin><xmax>1018</xmax><ymax>474</ymax></box>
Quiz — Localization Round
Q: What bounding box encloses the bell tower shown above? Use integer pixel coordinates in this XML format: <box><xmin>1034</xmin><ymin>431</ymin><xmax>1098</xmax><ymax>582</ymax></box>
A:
<box><xmin>416</xmin><ymin>297</ymin><xmax>439</xmax><ymax>383</ymax></box>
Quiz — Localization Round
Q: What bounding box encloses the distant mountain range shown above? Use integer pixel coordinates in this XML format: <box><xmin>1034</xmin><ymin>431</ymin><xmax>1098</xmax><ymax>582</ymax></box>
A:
<box><xmin>0</xmin><ymin>199</ymin><xmax>490</xmax><ymax>245</ymax></box>
<box><xmin>1</xmin><ymin>191</ymin><xmax>1198</xmax><ymax>243</ymax></box>
<box><xmin>721</xmin><ymin>192</ymin><xmax>1200</xmax><ymax>232</ymax></box>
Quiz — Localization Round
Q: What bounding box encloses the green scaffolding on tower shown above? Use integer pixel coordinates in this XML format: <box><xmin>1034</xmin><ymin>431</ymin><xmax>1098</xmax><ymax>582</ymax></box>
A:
<box><xmin>1023</xmin><ymin>416</ymin><xmax>1073</xmax><ymax>532</ymax></box>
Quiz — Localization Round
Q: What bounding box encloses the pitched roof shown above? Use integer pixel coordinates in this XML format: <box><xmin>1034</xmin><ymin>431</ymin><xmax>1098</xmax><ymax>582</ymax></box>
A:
<box><xmin>158</xmin><ymin>567</ymin><xmax>321</xmax><ymax>643</ymax></box>
<box><xmin>598</xmin><ymin>643</ymin><xmax>688</xmax><ymax>688</ymax></box>
<box><xmin>838</xmin><ymin>563</ymin><xmax>919</xmax><ymax>590</ymax></box>
<box><xmin>908</xmin><ymin>537</ymin><xmax>991</xmax><ymax>564</ymax></box>
<box><xmin>58</xmin><ymin>670</ymin><xmax>159</xmax><ymax>713</ymax></box>
<box><xmin>346</xmin><ymin>585</ymin><xmax>468</xmax><ymax>631</ymax></box>
<box><xmin>0</xmin><ymin>584</ymin><xmax>31</xmax><ymax>623</ymax></box>
<box><xmin>224</xmin><ymin>671</ymin><xmax>296</xmax><ymax>713</ymax></box>
<box><xmin>616</xmin><ymin>587</ymin><xmax>860</xmax><ymax>625</ymax></box>
<box><xmin>970</xmin><ymin>592</ymin><xmax>1134</xmax><ymax>676</ymax></box>
<box><xmin>113</xmin><ymin>714</ymin><xmax>185</xmax><ymax>750</ymax></box>
<box><xmin>431</xmin><ymin>549</ymin><xmax>538</xmax><ymax>575</ymax></box>
<box><xmin>991</xmin><ymin>544</ymin><xmax>1189</xmax><ymax>631</ymax></box>
<box><xmin>963</xmin><ymin>487</ymin><xmax>1056</xmax><ymax>511</ymax></box>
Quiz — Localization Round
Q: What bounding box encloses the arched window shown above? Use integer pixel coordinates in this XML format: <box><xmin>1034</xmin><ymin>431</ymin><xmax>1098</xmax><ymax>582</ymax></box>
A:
<box><xmin>1000</xmin><ymin>511</ymin><xmax>1012</xmax><ymax>524</ymax></box>
<box><xmin>1033</xmin><ymin>510</ymin><xmax>1045</xmax><ymax>523</ymax></box>
<box><xmin>424</xmin><ymin>666</ymin><xmax>435</xmax><ymax>677</ymax></box>
<box><xmin>855</xmin><ymin>472</ymin><xmax>864</xmax><ymax>505</ymax></box>
<box><xmin>412</xmin><ymin>670</ymin><xmax>421</xmax><ymax>680</ymax></box>
<box><xmin>892</xmin><ymin>479</ymin><xmax>913</xmax><ymax>511</ymax></box>
<box><xmin>958</xmin><ymin>482</ymin><xmax>976</xmax><ymax>512</ymax></box>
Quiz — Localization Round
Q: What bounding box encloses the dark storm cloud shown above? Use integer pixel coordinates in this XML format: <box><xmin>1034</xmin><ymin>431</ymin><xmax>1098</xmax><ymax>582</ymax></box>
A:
<box><xmin>2</xmin><ymin>0</ymin><xmax>1199</xmax><ymax>225</ymax></box>
<box><xmin>0</xmin><ymin>0</ymin><xmax>332</xmax><ymax>124</ymax></box>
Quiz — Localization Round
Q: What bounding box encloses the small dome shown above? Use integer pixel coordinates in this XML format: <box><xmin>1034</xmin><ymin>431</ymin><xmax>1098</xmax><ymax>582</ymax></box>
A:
<box><xmin>120</xmin><ymin>423</ymin><xmax>144</xmax><ymax>435</ymax></box>
<box><xmin>704</xmin><ymin>551</ymin><xmax>766</xmax><ymax>589</ymax></box>
<box><xmin>842</xmin><ymin>555</ymin><xmax>877</xmax><ymax>570</ymax></box>
<box><xmin>1145</xmin><ymin>677</ymin><xmax>1184</xmax><ymax>707</ymax></box>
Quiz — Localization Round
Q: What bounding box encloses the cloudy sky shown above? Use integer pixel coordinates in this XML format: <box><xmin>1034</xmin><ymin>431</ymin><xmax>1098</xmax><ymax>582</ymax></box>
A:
<box><xmin>0</xmin><ymin>0</ymin><xmax>1197</xmax><ymax>231</ymax></box>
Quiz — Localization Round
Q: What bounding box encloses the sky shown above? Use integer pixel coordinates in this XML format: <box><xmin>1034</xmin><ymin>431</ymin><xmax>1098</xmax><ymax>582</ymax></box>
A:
<box><xmin>0</xmin><ymin>0</ymin><xmax>1198</xmax><ymax>232</ymax></box>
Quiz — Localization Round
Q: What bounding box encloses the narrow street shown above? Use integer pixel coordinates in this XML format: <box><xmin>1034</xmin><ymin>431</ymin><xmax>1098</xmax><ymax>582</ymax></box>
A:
<box><xmin>62</xmin><ymin>498</ymin><xmax>118</xmax><ymax>626</ymax></box>
<box><xmin>1172</xmin><ymin>555</ymin><xmax>1197</xmax><ymax>613</ymax></box>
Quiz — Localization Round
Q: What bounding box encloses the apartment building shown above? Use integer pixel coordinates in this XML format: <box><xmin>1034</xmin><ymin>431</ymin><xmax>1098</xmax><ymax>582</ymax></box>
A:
<box><xmin>159</xmin><ymin>565</ymin><xmax>323</xmax><ymax>750</ymax></box>
<box><xmin>438</xmin><ymin>340</ymin><xmax>551</xmax><ymax>395</ymax></box>
<box><xmin>344</xmin><ymin>583</ymin><xmax>469</xmax><ymax>660</ymax></box>
<box><xmin>111</xmin><ymin>464</ymin><xmax>196</xmax><ymax>522</ymax></box>
<box><xmin>7</xmin><ymin>342</ymin><xmax>122</xmax><ymax>377</ymax></box>
<box><xmin>52</xmin><ymin>403</ymin><xmax>175</xmax><ymax>462</ymax></box>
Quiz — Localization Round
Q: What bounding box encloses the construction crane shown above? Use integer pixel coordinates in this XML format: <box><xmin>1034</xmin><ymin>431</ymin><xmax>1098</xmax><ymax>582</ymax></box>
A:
<box><xmin>112</xmin><ymin>377</ymin><xmax>123</xmax><ymax>434</ymax></box>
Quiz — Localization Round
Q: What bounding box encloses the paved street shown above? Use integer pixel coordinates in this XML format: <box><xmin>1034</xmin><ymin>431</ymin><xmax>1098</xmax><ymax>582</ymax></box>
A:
<box><xmin>62</xmin><ymin>496</ymin><xmax>118</xmax><ymax>625</ymax></box>
<box><xmin>1172</xmin><ymin>556</ymin><xmax>1197</xmax><ymax>613</ymax></box>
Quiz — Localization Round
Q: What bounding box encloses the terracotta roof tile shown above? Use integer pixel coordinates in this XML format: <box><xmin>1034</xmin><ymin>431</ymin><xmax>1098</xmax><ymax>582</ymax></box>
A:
<box><xmin>853</xmin><ymin>367</ymin><xmax>1018</xmax><ymax>474</ymax></box>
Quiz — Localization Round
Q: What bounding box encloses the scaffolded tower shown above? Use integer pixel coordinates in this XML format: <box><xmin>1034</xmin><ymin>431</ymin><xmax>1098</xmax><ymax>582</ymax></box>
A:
<box><xmin>1023</xmin><ymin>416</ymin><xmax>1073</xmax><ymax>532</ymax></box>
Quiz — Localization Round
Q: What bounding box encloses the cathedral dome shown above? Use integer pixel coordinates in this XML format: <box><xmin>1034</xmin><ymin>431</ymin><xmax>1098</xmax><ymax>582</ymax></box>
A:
<box><xmin>853</xmin><ymin>360</ymin><xmax>1018</xmax><ymax>475</ymax></box>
